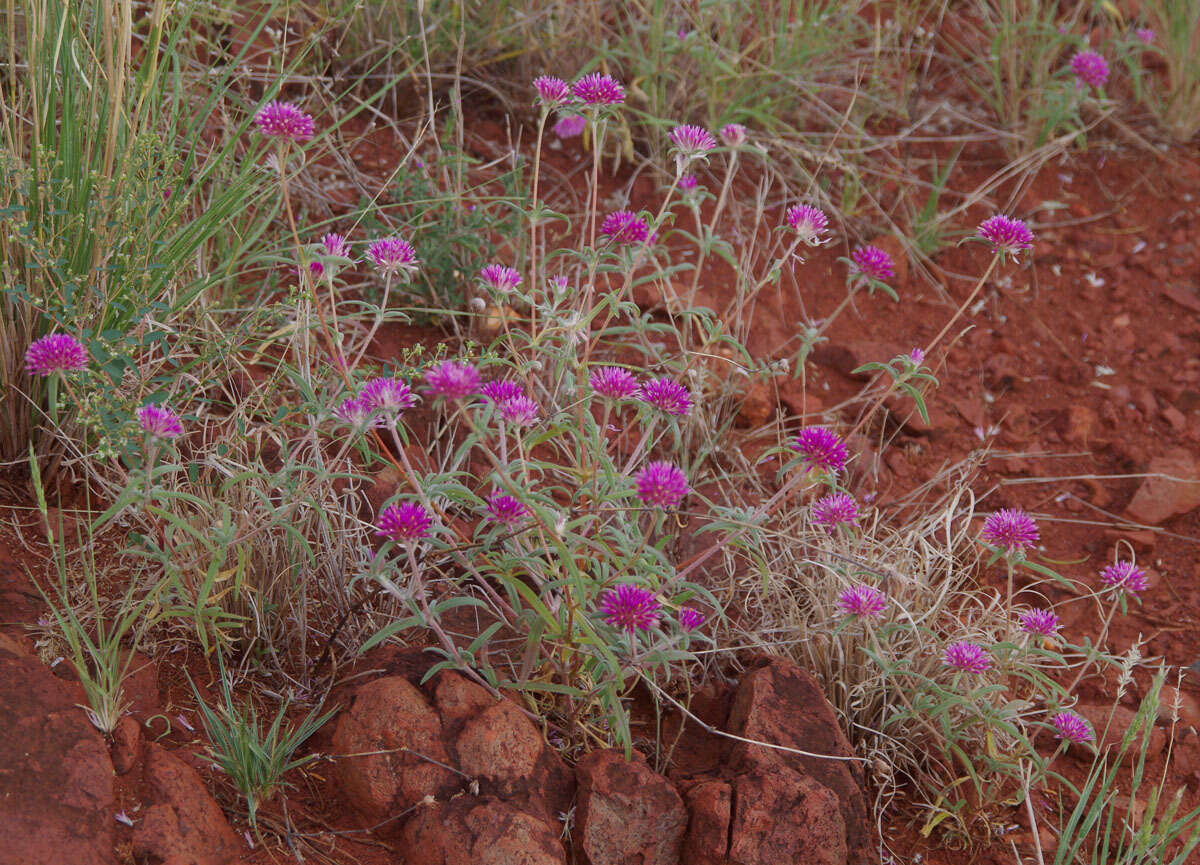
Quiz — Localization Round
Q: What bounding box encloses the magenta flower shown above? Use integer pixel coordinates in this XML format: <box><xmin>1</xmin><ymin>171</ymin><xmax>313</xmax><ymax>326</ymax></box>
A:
<box><xmin>1100</xmin><ymin>560</ymin><xmax>1149</xmax><ymax>596</ymax></box>
<box><xmin>553</xmin><ymin>114</ymin><xmax>587</xmax><ymax>139</ymax></box>
<box><xmin>979</xmin><ymin>215</ymin><xmax>1034</xmax><ymax>259</ymax></box>
<box><xmin>573</xmin><ymin>73</ymin><xmax>625</xmax><ymax>106</ymax></box>
<box><xmin>669</xmin><ymin>124</ymin><xmax>717</xmax><ymax>164</ymax></box>
<box><xmin>719</xmin><ymin>123</ymin><xmax>747</xmax><ymax>146</ymax></box>
<box><xmin>811</xmin><ymin>493</ymin><xmax>859</xmax><ymax>531</ymax></box>
<box><xmin>335</xmin><ymin>395</ymin><xmax>377</xmax><ymax>428</ymax></box>
<box><xmin>678</xmin><ymin>606</ymin><xmax>706</xmax><ymax>632</ymax></box>
<box><xmin>322</xmin><ymin>233</ymin><xmax>351</xmax><ymax>258</ymax></box>
<box><xmin>789</xmin><ymin>427</ymin><xmax>848</xmax><ymax>474</ymax></box>
<box><xmin>638</xmin><ymin>377</ymin><xmax>692</xmax><ymax>416</ymax></box>
<box><xmin>943</xmin><ymin>641</ymin><xmax>992</xmax><ymax>674</ymax></box>
<box><xmin>600</xmin><ymin>584</ymin><xmax>660</xmax><ymax>632</ymax></box>
<box><xmin>1136</xmin><ymin>28</ymin><xmax>1155</xmax><ymax>44</ymax></box>
<box><xmin>1070</xmin><ymin>50</ymin><xmax>1109</xmax><ymax>89</ymax></box>
<box><xmin>1052</xmin><ymin>711</ymin><xmax>1094</xmax><ymax>745</ymax></box>
<box><xmin>497</xmin><ymin>395</ymin><xmax>540</xmax><ymax>427</ymax></box>
<box><xmin>980</xmin><ymin>508</ymin><xmax>1039</xmax><ymax>555</ymax></box>
<box><xmin>361</xmin><ymin>377</ymin><xmax>415</xmax><ymax>415</ymax></box>
<box><xmin>368</xmin><ymin>237</ymin><xmax>419</xmax><ymax>278</ymax></box>
<box><xmin>377</xmin><ymin>502</ymin><xmax>433</xmax><ymax>542</ymax></box>
<box><xmin>424</xmin><ymin>361</ymin><xmax>481</xmax><ymax>400</ymax></box>
<box><xmin>1018</xmin><ymin>608</ymin><xmax>1061</xmax><ymax>638</ymax></box>
<box><xmin>479</xmin><ymin>264</ymin><xmax>522</xmax><ymax>293</ymax></box>
<box><xmin>533</xmin><ymin>75</ymin><xmax>572</xmax><ymax>107</ymax></box>
<box><xmin>25</xmin><ymin>334</ymin><xmax>89</xmax><ymax>376</ymax></box>
<box><xmin>836</xmin><ymin>585</ymin><xmax>888</xmax><ymax>620</ymax></box>
<box><xmin>481</xmin><ymin>380</ymin><xmax>525</xmax><ymax>404</ymax></box>
<box><xmin>785</xmin><ymin>204</ymin><xmax>830</xmax><ymax>245</ymax></box>
<box><xmin>678</xmin><ymin>174</ymin><xmax>700</xmax><ymax>192</ymax></box>
<box><xmin>635</xmin><ymin>461</ymin><xmax>690</xmax><ymax>508</ymax></box>
<box><xmin>485</xmin><ymin>489</ymin><xmax>530</xmax><ymax>527</ymax></box>
<box><xmin>850</xmin><ymin>245</ymin><xmax>896</xmax><ymax>283</ymax></box>
<box><xmin>599</xmin><ymin>210</ymin><xmax>653</xmax><ymax>245</ymax></box>
<box><xmin>590</xmin><ymin>367</ymin><xmax>640</xmax><ymax>400</ymax></box>
<box><xmin>255</xmin><ymin>100</ymin><xmax>315</xmax><ymax>142</ymax></box>
<box><xmin>136</xmin><ymin>404</ymin><xmax>183</xmax><ymax>439</ymax></box>
<box><xmin>909</xmin><ymin>347</ymin><xmax>925</xmax><ymax>363</ymax></box>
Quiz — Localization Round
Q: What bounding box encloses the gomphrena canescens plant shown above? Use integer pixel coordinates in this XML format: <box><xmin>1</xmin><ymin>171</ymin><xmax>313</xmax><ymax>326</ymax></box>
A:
<box><xmin>136</xmin><ymin>404</ymin><xmax>183</xmax><ymax>440</ymax></box>
<box><xmin>255</xmin><ymin>101</ymin><xmax>315</xmax><ymax>142</ymax></box>
<box><xmin>635</xmin><ymin>461</ymin><xmax>690</xmax><ymax>508</ymax></box>
<box><xmin>600</xmin><ymin>584</ymin><xmax>660</xmax><ymax>632</ymax></box>
<box><xmin>25</xmin><ymin>334</ymin><xmax>89</xmax><ymax>376</ymax></box>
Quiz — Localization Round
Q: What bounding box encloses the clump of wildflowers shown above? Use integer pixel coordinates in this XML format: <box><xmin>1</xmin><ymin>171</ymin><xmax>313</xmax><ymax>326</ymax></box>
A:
<box><xmin>980</xmin><ymin>508</ymin><xmax>1039</xmax><ymax>556</ymax></box>
<box><xmin>553</xmin><ymin>114</ymin><xmax>586</xmax><ymax>139</ymax></box>
<box><xmin>600</xmin><ymin>584</ymin><xmax>660</xmax><ymax>632</ymax></box>
<box><xmin>255</xmin><ymin>100</ymin><xmax>315</xmax><ymax>142</ymax></box>
<box><xmin>424</xmin><ymin>361</ymin><xmax>481</xmax><ymax>401</ymax></box>
<box><xmin>361</xmin><ymin>378</ymin><xmax>415</xmax><ymax>416</ymax></box>
<box><xmin>136</xmin><ymin>404</ymin><xmax>183</xmax><ymax>440</ymax></box>
<box><xmin>811</xmin><ymin>493</ymin><xmax>859</xmax><ymax>531</ymax></box>
<box><xmin>668</xmin><ymin>124</ymin><xmax>717</xmax><ymax>169</ymax></box>
<box><xmin>943</xmin><ymin>641</ymin><xmax>992</xmax><ymax>674</ymax></box>
<box><xmin>25</xmin><ymin>334</ymin><xmax>89</xmax><ymax>376</ymax></box>
<box><xmin>1070</xmin><ymin>50</ymin><xmax>1109</xmax><ymax>89</ymax></box>
<box><xmin>479</xmin><ymin>264</ymin><xmax>522</xmax><ymax>294</ymax></box>
<box><xmin>635</xmin><ymin>461</ymin><xmax>690</xmax><ymax>508</ymax></box>
<box><xmin>978</xmin><ymin>215</ymin><xmax>1034</xmax><ymax>260</ymax></box>
<box><xmin>836</xmin><ymin>585</ymin><xmax>887</xmax><ymax>621</ymax></box>
<box><xmin>485</xmin><ymin>490</ymin><xmax>530</xmax><ymax>527</ymax></box>
<box><xmin>678</xmin><ymin>606</ymin><xmax>706</xmax><ymax>632</ymax></box>
<box><xmin>368</xmin><ymin>237</ymin><xmax>419</xmax><ymax>278</ymax></box>
<box><xmin>599</xmin><ymin>211</ymin><xmax>653</xmax><ymax>245</ymax></box>
<box><xmin>719</xmin><ymin>123</ymin><xmax>747</xmax><ymax>146</ymax></box>
<box><xmin>849</xmin><ymin>245</ymin><xmax>896</xmax><ymax>284</ymax></box>
<box><xmin>590</xmin><ymin>367</ymin><xmax>639</xmax><ymax>401</ymax></box>
<box><xmin>1018</xmin><ymin>608</ymin><xmax>1061</xmax><ymax>638</ymax></box>
<box><xmin>790</xmin><ymin>427</ymin><xmax>848</xmax><ymax>474</ymax></box>
<box><xmin>573</xmin><ymin>73</ymin><xmax>625</xmax><ymax>106</ymax></box>
<box><xmin>1052</xmin><ymin>710</ymin><xmax>1094</xmax><ymax>745</ymax></box>
<box><xmin>785</xmin><ymin>205</ymin><xmax>830</xmax><ymax>246</ymax></box>
<box><xmin>533</xmin><ymin>75</ymin><xmax>572</xmax><ymax>107</ymax></box>
<box><xmin>1100</xmin><ymin>560</ymin><xmax>1149</xmax><ymax>596</ymax></box>
<box><xmin>638</xmin><ymin>377</ymin><xmax>692</xmax><ymax>416</ymax></box>
<box><xmin>377</xmin><ymin>502</ymin><xmax>433</xmax><ymax>542</ymax></box>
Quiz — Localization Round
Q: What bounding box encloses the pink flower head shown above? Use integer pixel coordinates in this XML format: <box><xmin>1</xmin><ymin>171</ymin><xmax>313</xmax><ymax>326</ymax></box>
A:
<box><xmin>1018</xmin><ymin>608</ymin><xmax>1062</xmax><ymax>638</ymax></box>
<box><xmin>599</xmin><ymin>210</ymin><xmax>653</xmax><ymax>245</ymax></box>
<box><xmin>836</xmin><ymin>585</ymin><xmax>888</xmax><ymax>620</ymax></box>
<box><xmin>678</xmin><ymin>174</ymin><xmax>700</xmax><ymax>192</ymax></box>
<box><xmin>943</xmin><ymin>641</ymin><xmax>992</xmax><ymax>674</ymax></box>
<box><xmin>255</xmin><ymin>100</ymin><xmax>315</xmax><ymax>142</ymax></box>
<box><xmin>423</xmin><ymin>361</ymin><xmax>481</xmax><ymax>400</ymax></box>
<box><xmin>811</xmin><ymin>493</ymin><xmax>859</xmax><ymax>531</ymax></box>
<box><xmin>361</xmin><ymin>377</ymin><xmax>415</xmax><ymax>415</ymax></box>
<box><xmin>25</xmin><ymin>334</ymin><xmax>89</xmax><ymax>376</ymax></box>
<box><xmin>1071</xmin><ymin>50</ymin><xmax>1109</xmax><ymax>89</ymax></box>
<box><xmin>590</xmin><ymin>367</ymin><xmax>640</xmax><ymax>400</ymax></box>
<box><xmin>322</xmin><ymin>233</ymin><xmax>351</xmax><ymax>258</ymax></box>
<box><xmin>573</xmin><ymin>73</ymin><xmax>625</xmax><ymax>106</ymax></box>
<box><xmin>978</xmin><ymin>215</ymin><xmax>1034</xmax><ymax>259</ymax></box>
<box><xmin>533</xmin><ymin>75</ymin><xmax>572</xmax><ymax>107</ymax></box>
<box><xmin>909</xmin><ymin>347</ymin><xmax>925</xmax><ymax>363</ymax></box>
<box><xmin>789</xmin><ymin>427</ymin><xmax>848</xmax><ymax>474</ymax></box>
<box><xmin>368</xmin><ymin>237</ymin><xmax>419</xmax><ymax>277</ymax></box>
<box><xmin>482</xmin><ymin>380</ymin><xmax>525</xmax><ymax>404</ymax></box>
<box><xmin>377</xmin><ymin>502</ymin><xmax>433</xmax><ymax>542</ymax></box>
<box><xmin>850</xmin><ymin>245</ymin><xmax>896</xmax><ymax>283</ymax></box>
<box><xmin>136</xmin><ymin>404</ymin><xmax>183</xmax><ymax>439</ymax></box>
<box><xmin>335</xmin><ymin>395</ymin><xmax>377</xmax><ymax>428</ymax></box>
<box><xmin>668</xmin><ymin>124</ymin><xmax>717</xmax><ymax>164</ymax></box>
<box><xmin>785</xmin><ymin>204</ymin><xmax>830</xmax><ymax>245</ymax></box>
<box><xmin>719</xmin><ymin>123</ymin><xmax>747</xmax><ymax>146</ymax></box>
<box><xmin>638</xmin><ymin>377</ymin><xmax>692</xmax><ymax>416</ymax></box>
<box><xmin>1100</xmin><ymin>560</ymin><xmax>1149</xmax><ymax>596</ymax></box>
<box><xmin>1136</xmin><ymin>28</ymin><xmax>1155</xmax><ymax>44</ymax></box>
<box><xmin>635</xmin><ymin>461</ymin><xmax>690</xmax><ymax>508</ymax></box>
<box><xmin>485</xmin><ymin>489</ymin><xmax>530</xmax><ymax>527</ymax></box>
<box><xmin>497</xmin><ymin>395</ymin><xmax>540</xmax><ymax>426</ymax></box>
<box><xmin>678</xmin><ymin>606</ymin><xmax>706</xmax><ymax>632</ymax></box>
<box><xmin>600</xmin><ymin>584</ymin><xmax>660</xmax><ymax>632</ymax></box>
<box><xmin>479</xmin><ymin>264</ymin><xmax>522</xmax><ymax>293</ymax></box>
<box><xmin>980</xmin><ymin>508</ymin><xmax>1039</xmax><ymax>555</ymax></box>
<box><xmin>1052</xmin><ymin>710</ymin><xmax>1094</xmax><ymax>745</ymax></box>
<box><xmin>553</xmin><ymin>114</ymin><xmax>587</xmax><ymax>139</ymax></box>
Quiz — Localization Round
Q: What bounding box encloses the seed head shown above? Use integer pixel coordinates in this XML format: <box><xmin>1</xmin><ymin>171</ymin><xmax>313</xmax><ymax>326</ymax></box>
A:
<box><xmin>811</xmin><ymin>493</ymin><xmax>859</xmax><ymax>531</ymax></box>
<box><xmin>943</xmin><ymin>641</ymin><xmax>992</xmax><ymax>674</ymax></box>
<box><xmin>255</xmin><ymin>100</ymin><xmax>315</xmax><ymax>142</ymax></box>
<box><xmin>979</xmin><ymin>215</ymin><xmax>1034</xmax><ymax>259</ymax></box>
<box><xmin>572</xmin><ymin>73</ymin><xmax>625</xmax><ymax>106</ymax></box>
<box><xmin>479</xmin><ymin>264</ymin><xmax>522</xmax><ymax>293</ymax></box>
<box><xmin>980</xmin><ymin>508</ymin><xmax>1039</xmax><ymax>555</ymax></box>
<box><xmin>553</xmin><ymin>114</ymin><xmax>587</xmax><ymax>138</ymax></box>
<box><xmin>638</xmin><ymin>377</ymin><xmax>692</xmax><ymax>416</ymax></box>
<box><xmin>789</xmin><ymin>427</ymin><xmax>848</xmax><ymax>474</ymax></box>
<box><xmin>533</xmin><ymin>75</ymin><xmax>572</xmax><ymax>107</ymax></box>
<box><xmin>836</xmin><ymin>585</ymin><xmax>888</xmax><ymax>621</ymax></box>
<box><xmin>1071</xmin><ymin>50</ymin><xmax>1109</xmax><ymax>89</ymax></box>
<box><xmin>785</xmin><ymin>205</ymin><xmax>829</xmax><ymax>245</ymax></box>
<box><xmin>719</xmin><ymin>123</ymin><xmax>747</xmax><ymax>146</ymax></box>
<box><xmin>377</xmin><ymin>502</ymin><xmax>433</xmax><ymax>542</ymax></box>
<box><xmin>600</xmin><ymin>584</ymin><xmax>660</xmax><ymax>632</ymax></box>
<box><xmin>485</xmin><ymin>489</ymin><xmax>530</xmax><ymax>527</ymax></box>
<box><xmin>600</xmin><ymin>210</ymin><xmax>653</xmax><ymax>245</ymax></box>
<box><xmin>850</xmin><ymin>245</ymin><xmax>896</xmax><ymax>283</ymax></box>
<box><xmin>136</xmin><ymin>404</ymin><xmax>183</xmax><ymax>439</ymax></box>
<box><xmin>1100</xmin><ymin>560</ymin><xmax>1149</xmax><ymax>596</ymax></box>
<box><xmin>25</xmin><ymin>334</ymin><xmax>89</xmax><ymax>376</ymax></box>
<box><xmin>424</xmin><ymin>361</ymin><xmax>481</xmax><ymax>400</ymax></box>
<box><xmin>1018</xmin><ymin>608</ymin><xmax>1062</xmax><ymax>638</ymax></box>
<box><xmin>678</xmin><ymin>606</ymin><xmax>706</xmax><ymax>632</ymax></box>
<box><xmin>635</xmin><ymin>461</ymin><xmax>690</xmax><ymax>508</ymax></box>
<box><xmin>590</xmin><ymin>367</ymin><xmax>640</xmax><ymax>400</ymax></box>
<box><xmin>368</xmin><ymin>237</ymin><xmax>419</xmax><ymax>277</ymax></box>
<box><xmin>1052</xmin><ymin>710</ymin><xmax>1094</xmax><ymax>744</ymax></box>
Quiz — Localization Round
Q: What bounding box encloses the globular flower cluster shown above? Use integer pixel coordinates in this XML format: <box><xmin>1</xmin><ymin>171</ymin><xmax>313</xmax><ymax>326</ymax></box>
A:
<box><xmin>553</xmin><ymin>115</ymin><xmax>587</xmax><ymax>139</ymax></box>
<box><xmin>638</xmin><ymin>377</ymin><xmax>692</xmax><ymax>416</ymax></box>
<box><xmin>377</xmin><ymin>502</ymin><xmax>433</xmax><ymax>542</ymax></box>
<box><xmin>590</xmin><ymin>367</ymin><xmax>640</xmax><ymax>401</ymax></box>
<box><xmin>322</xmin><ymin>233</ymin><xmax>352</xmax><ymax>258</ymax></box>
<box><xmin>482</xmin><ymin>380</ymin><xmax>524</xmax><ymax>404</ymax></box>
<box><xmin>786</xmin><ymin>204</ymin><xmax>829</xmax><ymax>246</ymax></box>
<box><xmin>979</xmin><ymin>215</ymin><xmax>1034</xmax><ymax>259</ymax></box>
<box><xmin>533</xmin><ymin>75</ymin><xmax>571</xmax><ymax>107</ymax></box>
<box><xmin>1018</xmin><ymin>608</ymin><xmax>1061</xmax><ymax>638</ymax></box>
<box><xmin>678</xmin><ymin>606</ymin><xmax>706</xmax><ymax>632</ymax></box>
<box><xmin>368</xmin><ymin>237</ymin><xmax>419</xmax><ymax>278</ymax></box>
<box><xmin>719</xmin><ymin>123</ymin><xmax>746</xmax><ymax>146</ymax></box>
<box><xmin>1135</xmin><ymin>28</ymin><xmax>1155</xmax><ymax>44</ymax></box>
<box><xmin>1052</xmin><ymin>710</ymin><xmax>1094</xmax><ymax>745</ymax></box>
<box><xmin>943</xmin><ymin>641</ymin><xmax>992</xmax><ymax>674</ymax></box>
<box><xmin>790</xmin><ymin>427</ymin><xmax>848</xmax><ymax>474</ymax></box>
<box><xmin>600</xmin><ymin>584</ymin><xmax>660</xmax><ymax>632</ymax></box>
<box><xmin>836</xmin><ymin>585</ymin><xmax>888</xmax><ymax>621</ymax></box>
<box><xmin>485</xmin><ymin>489</ymin><xmax>530</xmax><ymax>526</ymax></box>
<box><xmin>255</xmin><ymin>101</ymin><xmax>315</xmax><ymax>142</ymax></box>
<box><xmin>335</xmin><ymin>395</ymin><xmax>377</xmax><ymax>428</ymax></box>
<box><xmin>25</xmin><ymin>334</ymin><xmax>89</xmax><ymax>376</ymax></box>
<box><xmin>361</xmin><ymin>377</ymin><xmax>415</xmax><ymax>416</ymax></box>
<box><xmin>424</xmin><ymin>361</ymin><xmax>481</xmax><ymax>400</ymax></box>
<box><xmin>635</xmin><ymin>461</ymin><xmax>690</xmax><ymax>508</ymax></box>
<box><xmin>573</xmin><ymin>72</ymin><xmax>625</xmax><ymax>106</ymax></box>
<box><xmin>137</xmin><ymin>404</ymin><xmax>183</xmax><ymax>439</ymax></box>
<box><xmin>980</xmin><ymin>508</ymin><xmax>1039</xmax><ymax>555</ymax></box>
<box><xmin>600</xmin><ymin>210</ymin><xmax>654</xmax><ymax>245</ymax></box>
<box><xmin>1100</xmin><ymin>560</ymin><xmax>1149</xmax><ymax>596</ymax></box>
<box><xmin>482</xmin><ymin>380</ymin><xmax>540</xmax><ymax>426</ymax></box>
<box><xmin>1070</xmin><ymin>50</ymin><xmax>1109</xmax><ymax>89</ymax></box>
<box><xmin>849</xmin><ymin>245</ymin><xmax>896</xmax><ymax>283</ymax></box>
<box><xmin>811</xmin><ymin>493</ymin><xmax>859</xmax><ymax>531</ymax></box>
<box><xmin>480</xmin><ymin>264</ymin><xmax>522</xmax><ymax>293</ymax></box>
<box><xmin>669</xmin><ymin>124</ymin><xmax>717</xmax><ymax>167</ymax></box>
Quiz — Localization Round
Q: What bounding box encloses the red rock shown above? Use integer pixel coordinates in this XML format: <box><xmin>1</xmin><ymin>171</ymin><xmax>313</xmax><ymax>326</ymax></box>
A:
<box><xmin>0</xmin><ymin>647</ymin><xmax>116</xmax><ymax>865</ymax></box>
<box><xmin>331</xmin><ymin>676</ymin><xmax>460</xmax><ymax>821</ymax></box>
<box><xmin>1103</xmin><ymin>528</ymin><xmax>1157</xmax><ymax>552</ymax></box>
<box><xmin>1125</xmin><ymin>449</ymin><xmax>1200</xmax><ymax>525</ymax></box>
<box><xmin>735</xmin><ymin>379</ymin><xmax>776</xmax><ymax>428</ymax></box>
<box><xmin>681</xmin><ymin>780</ymin><xmax>732</xmax><ymax>865</ymax></box>
<box><xmin>575</xmin><ymin>749</ymin><xmax>687</xmax><ymax>865</ymax></box>
<box><xmin>111</xmin><ymin>715</ymin><xmax>143</xmax><ymax>775</ymax></box>
<box><xmin>399</xmin><ymin>797</ymin><xmax>565</xmax><ymax>865</ymax></box>
<box><xmin>1061</xmin><ymin>405</ymin><xmax>1101</xmax><ymax>446</ymax></box>
<box><xmin>119</xmin><ymin>650</ymin><xmax>160</xmax><ymax>722</ymax></box>
<box><xmin>133</xmin><ymin>744</ymin><xmax>243</xmax><ymax>865</ymax></box>
<box><xmin>729</xmin><ymin>769</ymin><xmax>848</xmax><ymax>865</ymax></box>
<box><xmin>1162</xmin><ymin>404</ymin><xmax>1187</xmax><ymax>432</ymax></box>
